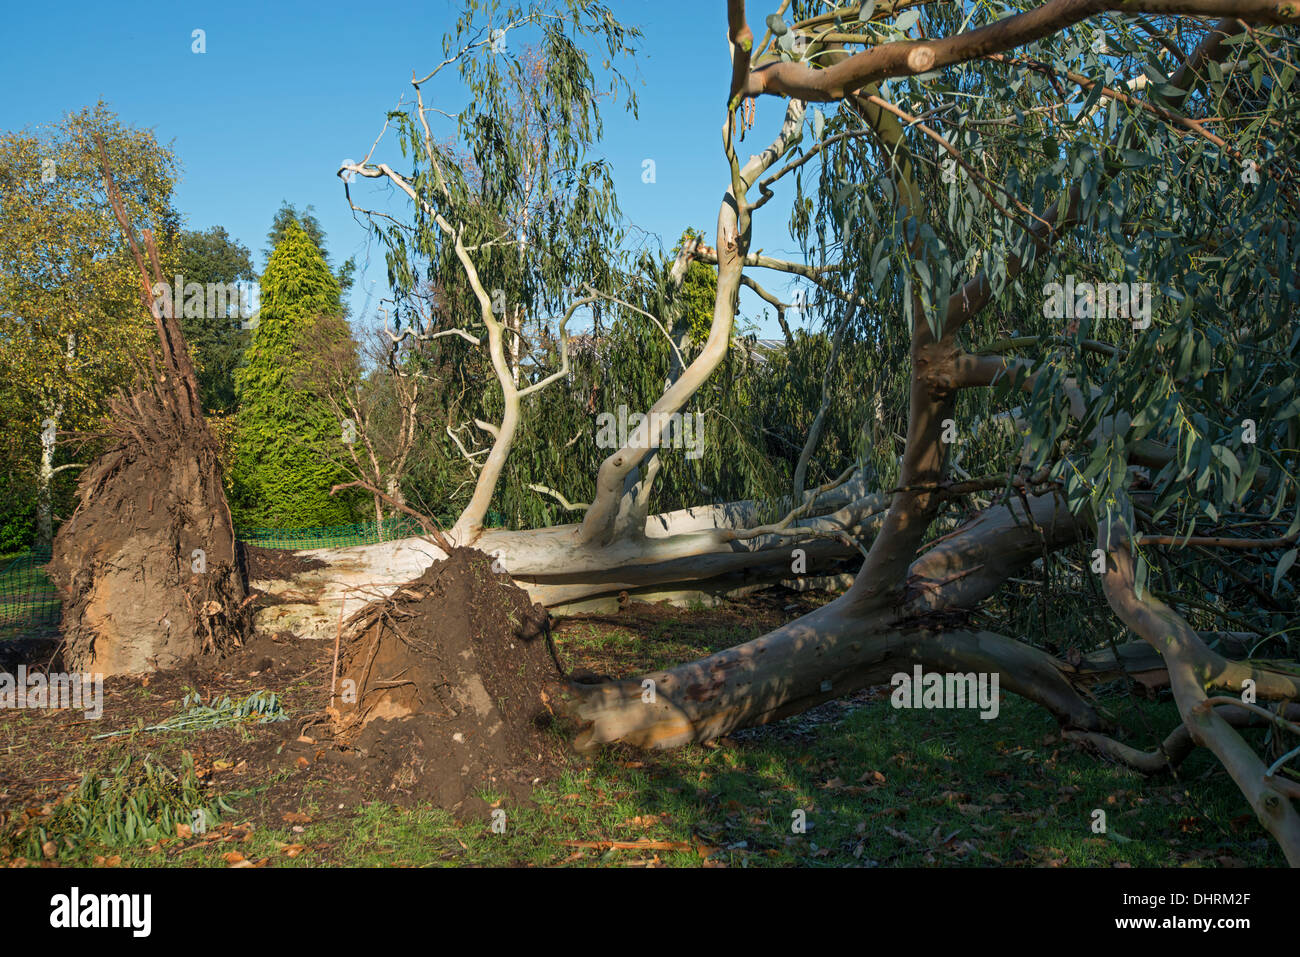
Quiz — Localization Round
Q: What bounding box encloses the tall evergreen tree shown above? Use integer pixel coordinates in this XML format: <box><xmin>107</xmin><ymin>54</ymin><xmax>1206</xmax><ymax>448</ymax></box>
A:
<box><xmin>265</xmin><ymin>201</ymin><xmax>355</xmax><ymax>300</ymax></box>
<box><xmin>231</xmin><ymin>219</ymin><xmax>357</xmax><ymax>528</ymax></box>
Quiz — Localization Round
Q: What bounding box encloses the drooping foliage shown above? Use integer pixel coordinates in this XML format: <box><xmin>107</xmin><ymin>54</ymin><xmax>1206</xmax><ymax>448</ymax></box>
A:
<box><xmin>769</xmin><ymin>2</ymin><xmax>1300</xmax><ymax>651</ymax></box>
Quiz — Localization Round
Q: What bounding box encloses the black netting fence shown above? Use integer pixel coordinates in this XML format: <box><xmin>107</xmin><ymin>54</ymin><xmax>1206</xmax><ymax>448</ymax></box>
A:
<box><xmin>0</xmin><ymin>546</ymin><xmax>59</xmax><ymax>637</ymax></box>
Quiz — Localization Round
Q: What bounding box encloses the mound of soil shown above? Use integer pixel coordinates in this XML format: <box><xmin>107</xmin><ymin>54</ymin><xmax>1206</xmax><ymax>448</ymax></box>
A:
<box><xmin>329</xmin><ymin>548</ymin><xmax>567</xmax><ymax>818</ymax></box>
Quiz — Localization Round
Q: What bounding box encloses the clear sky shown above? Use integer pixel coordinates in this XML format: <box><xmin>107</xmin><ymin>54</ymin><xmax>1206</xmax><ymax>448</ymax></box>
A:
<box><xmin>1</xmin><ymin>0</ymin><xmax>815</xmax><ymax>338</ymax></box>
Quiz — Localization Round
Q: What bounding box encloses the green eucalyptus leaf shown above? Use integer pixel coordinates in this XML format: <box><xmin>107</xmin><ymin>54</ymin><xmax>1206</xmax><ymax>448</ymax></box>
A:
<box><xmin>894</xmin><ymin>9</ymin><xmax>920</xmax><ymax>32</ymax></box>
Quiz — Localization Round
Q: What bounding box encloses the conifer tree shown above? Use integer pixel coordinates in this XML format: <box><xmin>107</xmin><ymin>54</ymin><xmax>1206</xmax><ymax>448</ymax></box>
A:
<box><xmin>231</xmin><ymin>219</ymin><xmax>357</xmax><ymax>528</ymax></box>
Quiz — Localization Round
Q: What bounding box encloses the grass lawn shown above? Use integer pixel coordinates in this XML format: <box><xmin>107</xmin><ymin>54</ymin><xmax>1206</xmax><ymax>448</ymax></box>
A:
<box><xmin>80</xmin><ymin>696</ymin><xmax>1278</xmax><ymax>868</ymax></box>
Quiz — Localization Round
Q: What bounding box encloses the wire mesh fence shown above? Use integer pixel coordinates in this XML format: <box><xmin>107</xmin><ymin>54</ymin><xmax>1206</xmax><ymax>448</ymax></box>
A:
<box><xmin>0</xmin><ymin>511</ymin><xmax>509</xmax><ymax>638</ymax></box>
<box><xmin>238</xmin><ymin>515</ymin><xmax>430</xmax><ymax>550</ymax></box>
<box><xmin>0</xmin><ymin>545</ymin><xmax>59</xmax><ymax>637</ymax></box>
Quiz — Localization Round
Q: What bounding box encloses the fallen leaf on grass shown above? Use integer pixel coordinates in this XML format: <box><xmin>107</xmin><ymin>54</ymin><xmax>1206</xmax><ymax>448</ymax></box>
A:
<box><xmin>884</xmin><ymin>826</ymin><xmax>917</xmax><ymax>844</ymax></box>
<box><xmin>562</xmin><ymin>839</ymin><xmax>700</xmax><ymax>853</ymax></box>
<box><xmin>1228</xmin><ymin>813</ymin><xmax>1254</xmax><ymax>833</ymax></box>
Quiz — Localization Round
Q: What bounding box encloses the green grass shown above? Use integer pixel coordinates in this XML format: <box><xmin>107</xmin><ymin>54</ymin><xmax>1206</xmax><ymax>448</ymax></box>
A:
<box><xmin>2</xmin><ymin>596</ymin><xmax>1284</xmax><ymax>868</ymax></box>
<box><xmin>23</xmin><ymin>693</ymin><xmax>1282</xmax><ymax>868</ymax></box>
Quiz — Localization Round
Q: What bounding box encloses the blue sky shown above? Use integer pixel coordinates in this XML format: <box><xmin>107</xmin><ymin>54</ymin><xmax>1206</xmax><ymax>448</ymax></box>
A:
<box><xmin>1</xmin><ymin>0</ymin><xmax>814</xmax><ymax>337</ymax></box>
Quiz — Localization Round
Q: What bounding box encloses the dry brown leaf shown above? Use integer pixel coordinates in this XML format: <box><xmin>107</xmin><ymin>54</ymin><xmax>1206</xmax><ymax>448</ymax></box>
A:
<box><xmin>884</xmin><ymin>825</ymin><xmax>917</xmax><ymax>844</ymax></box>
<box><xmin>562</xmin><ymin>839</ymin><xmax>697</xmax><ymax>852</ymax></box>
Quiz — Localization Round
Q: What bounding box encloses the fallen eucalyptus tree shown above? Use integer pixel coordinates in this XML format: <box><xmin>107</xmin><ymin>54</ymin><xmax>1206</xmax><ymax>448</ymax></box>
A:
<box><xmin>287</xmin><ymin>1</ymin><xmax>1300</xmax><ymax>861</ymax></box>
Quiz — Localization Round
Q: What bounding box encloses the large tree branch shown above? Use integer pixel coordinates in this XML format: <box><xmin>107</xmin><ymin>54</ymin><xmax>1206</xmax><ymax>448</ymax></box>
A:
<box><xmin>1098</xmin><ymin>508</ymin><xmax>1300</xmax><ymax>864</ymax></box>
<box><xmin>744</xmin><ymin>0</ymin><xmax>1298</xmax><ymax>101</ymax></box>
<box><xmin>576</xmin><ymin>95</ymin><xmax>807</xmax><ymax>546</ymax></box>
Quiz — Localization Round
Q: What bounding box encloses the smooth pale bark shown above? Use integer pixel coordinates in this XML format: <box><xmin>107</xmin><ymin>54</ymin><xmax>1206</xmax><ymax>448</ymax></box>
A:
<box><xmin>254</xmin><ymin>483</ymin><xmax>885</xmax><ymax>636</ymax></box>
<box><xmin>578</xmin><ymin>98</ymin><xmax>807</xmax><ymax>546</ymax></box>
<box><xmin>562</xmin><ymin>612</ymin><xmax>1102</xmax><ymax>750</ymax></box>
<box><xmin>36</xmin><ymin>406</ymin><xmax>60</xmax><ymax>552</ymax></box>
<box><xmin>1065</xmin><ymin>703</ymin><xmax>1300</xmax><ymax>774</ymax></box>
<box><xmin>1097</xmin><ymin>515</ymin><xmax>1300</xmax><ymax>865</ymax></box>
<box><xmin>305</xmin><ymin>7</ymin><xmax>1300</xmax><ymax>860</ymax></box>
<box><xmin>557</xmin><ymin>492</ymin><xmax>1103</xmax><ymax>748</ymax></box>
<box><xmin>744</xmin><ymin>0</ymin><xmax>1299</xmax><ymax>101</ymax></box>
<box><xmin>37</xmin><ymin>333</ymin><xmax>77</xmax><ymax>551</ymax></box>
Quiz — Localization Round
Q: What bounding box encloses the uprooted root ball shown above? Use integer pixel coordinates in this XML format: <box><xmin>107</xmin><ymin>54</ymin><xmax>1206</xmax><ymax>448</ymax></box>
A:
<box><xmin>329</xmin><ymin>548</ymin><xmax>567</xmax><ymax>817</ymax></box>
<box><xmin>49</xmin><ymin>426</ymin><xmax>249</xmax><ymax>675</ymax></box>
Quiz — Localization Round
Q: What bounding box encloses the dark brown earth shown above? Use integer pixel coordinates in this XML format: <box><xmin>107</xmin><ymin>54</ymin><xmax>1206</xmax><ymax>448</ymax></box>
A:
<box><xmin>238</xmin><ymin>543</ymin><xmax>328</xmax><ymax>582</ymax></box>
<box><xmin>327</xmin><ymin>548</ymin><xmax>568</xmax><ymax>818</ymax></box>
<box><xmin>43</xmin><ymin>162</ymin><xmax>251</xmax><ymax>680</ymax></box>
